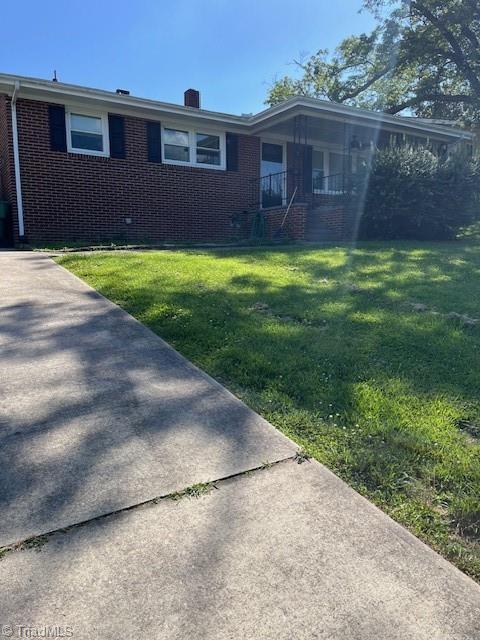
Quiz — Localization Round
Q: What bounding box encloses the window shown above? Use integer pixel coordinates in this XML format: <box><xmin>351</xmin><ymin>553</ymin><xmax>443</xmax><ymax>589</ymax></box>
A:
<box><xmin>312</xmin><ymin>149</ymin><xmax>356</xmax><ymax>193</ymax></box>
<box><xmin>261</xmin><ymin>142</ymin><xmax>283</xmax><ymax>177</ymax></box>
<box><xmin>328</xmin><ymin>152</ymin><xmax>351</xmax><ymax>192</ymax></box>
<box><xmin>196</xmin><ymin>133</ymin><xmax>220</xmax><ymax>165</ymax></box>
<box><xmin>260</xmin><ymin>142</ymin><xmax>284</xmax><ymax>208</ymax></box>
<box><xmin>329</xmin><ymin>152</ymin><xmax>345</xmax><ymax>176</ymax></box>
<box><xmin>161</xmin><ymin>126</ymin><xmax>225</xmax><ymax>169</ymax></box>
<box><xmin>312</xmin><ymin>150</ymin><xmax>325</xmax><ymax>192</ymax></box>
<box><xmin>67</xmin><ymin>112</ymin><xmax>108</xmax><ymax>156</ymax></box>
<box><xmin>164</xmin><ymin>128</ymin><xmax>190</xmax><ymax>162</ymax></box>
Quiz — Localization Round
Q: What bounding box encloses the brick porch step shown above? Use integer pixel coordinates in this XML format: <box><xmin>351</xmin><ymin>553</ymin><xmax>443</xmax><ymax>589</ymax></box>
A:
<box><xmin>305</xmin><ymin>206</ymin><xmax>344</xmax><ymax>241</ymax></box>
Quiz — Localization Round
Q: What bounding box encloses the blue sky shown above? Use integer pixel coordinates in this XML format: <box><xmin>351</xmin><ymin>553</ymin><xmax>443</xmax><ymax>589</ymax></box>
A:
<box><xmin>2</xmin><ymin>0</ymin><xmax>375</xmax><ymax>114</ymax></box>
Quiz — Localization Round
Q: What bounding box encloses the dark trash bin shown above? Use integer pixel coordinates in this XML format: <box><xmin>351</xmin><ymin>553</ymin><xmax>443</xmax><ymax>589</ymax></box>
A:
<box><xmin>0</xmin><ymin>201</ymin><xmax>12</xmax><ymax>246</ymax></box>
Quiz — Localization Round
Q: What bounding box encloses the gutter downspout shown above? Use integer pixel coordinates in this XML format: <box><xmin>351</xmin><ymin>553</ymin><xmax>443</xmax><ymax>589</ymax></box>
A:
<box><xmin>11</xmin><ymin>80</ymin><xmax>25</xmax><ymax>238</ymax></box>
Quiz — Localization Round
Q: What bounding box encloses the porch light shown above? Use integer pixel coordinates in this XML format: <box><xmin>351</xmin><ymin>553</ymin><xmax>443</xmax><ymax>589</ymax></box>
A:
<box><xmin>350</xmin><ymin>135</ymin><xmax>361</xmax><ymax>149</ymax></box>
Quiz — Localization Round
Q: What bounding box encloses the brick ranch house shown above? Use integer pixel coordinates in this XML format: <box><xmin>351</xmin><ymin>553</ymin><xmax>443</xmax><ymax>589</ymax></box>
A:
<box><xmin>0</xmin><ymin>72</ymin><xmax>475</xmax><ymax>245</ymax></box>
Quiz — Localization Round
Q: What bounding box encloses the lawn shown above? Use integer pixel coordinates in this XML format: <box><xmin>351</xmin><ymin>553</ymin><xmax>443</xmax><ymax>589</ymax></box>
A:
<box><xmin>58</xmin><ymin>242</ymin><xmax>480</xmax><ymax>581</ymax></box>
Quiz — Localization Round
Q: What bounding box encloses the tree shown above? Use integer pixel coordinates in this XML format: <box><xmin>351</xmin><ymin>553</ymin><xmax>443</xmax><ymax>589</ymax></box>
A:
<box><xmin>266</xmin><ymin>0</ymin><xmax>480</xmax><ymax>126</ymax></box>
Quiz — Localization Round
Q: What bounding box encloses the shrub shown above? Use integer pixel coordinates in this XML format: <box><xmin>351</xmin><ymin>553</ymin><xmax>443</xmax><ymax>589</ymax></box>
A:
<box><xmin>356</xmin><ymin>147</ymin><xmax>480</xmax><ymax>240</ymax></box>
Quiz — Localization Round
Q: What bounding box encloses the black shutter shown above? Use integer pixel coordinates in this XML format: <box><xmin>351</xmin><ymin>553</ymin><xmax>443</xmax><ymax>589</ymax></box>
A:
<box><xmin>303</xmin><ymin>145</ymin><xmax>313</xmax><ymax>194</ymax></box>
<box><xmin>146</xmin><ymin>121</ymin><xmax>162</xmax><ymax>162</ymax></box>
<box><xmin>226</xmin><ymin>133</ymin><xmax>239</xmax><ymax>171</ymax></box>
<box><xmin>48</xmin><ymin>105</ymin><xmax>67</xmax><ymax>152</ymax></box>
<box><xmin>108</xmin><ymin>114</ymin><xmax>126</xmax><ymax>159</ymax></box>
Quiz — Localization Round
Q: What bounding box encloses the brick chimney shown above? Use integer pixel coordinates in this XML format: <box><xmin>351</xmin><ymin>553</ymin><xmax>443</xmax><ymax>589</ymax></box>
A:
<box><xmin>184</xmin><ymin>89</ymin><xmax>200</xmax><ymax>109</ymax></box>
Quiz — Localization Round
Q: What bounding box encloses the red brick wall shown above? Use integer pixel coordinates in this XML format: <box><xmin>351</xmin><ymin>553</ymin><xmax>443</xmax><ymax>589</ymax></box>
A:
<box><xmin>314</xmin><ymin>195</ymin><xmax>346</xmax><ymax>230</ymax></box>
<box><xmin>0</xmin><ymin>95</ymin><xmax>10</xmax><ymax>200</ymax></box>
<box><xmin>0</xmin><ymin>95</ymin><xmax>17</xmax><ymax>242</ymax></box>
<box><xmin>314</xmin><ymin>205</ymin><xmax>345</xmax><ymax>235</ymax></box>
<box><xmin>268</xmin><ymin>204</ymin><xmax>307</xmax><ymax>240</ymax></box>
<box><xmin>306</xmin><ymin>196</ymin><xmax>348</xmax><ymax>240</ymax></box>
<box><xmin>10</xmin><ymin>98</ymin><xmax>261</xmax><ymax>244</ymax></box>
<box><xmin>244</xmin><ymin>203</ymin><xmax>308</xmax><ymax>241</ymax></box>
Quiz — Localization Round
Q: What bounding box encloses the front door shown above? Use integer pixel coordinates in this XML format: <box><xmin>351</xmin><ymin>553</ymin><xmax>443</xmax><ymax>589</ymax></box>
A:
<box><xmin>260</xmin><ymin>142</ymin><xmax>284</xmax><ymax>208</ymax></box>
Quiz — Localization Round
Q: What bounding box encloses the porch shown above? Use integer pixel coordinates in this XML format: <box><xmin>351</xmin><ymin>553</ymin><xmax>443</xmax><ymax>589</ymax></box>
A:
<box><xmin>246</xmin><ymin>103</ymin><xmax>461</xmax><ymax>241</ymax></box>
<box><xmin>247</xmin><ymin>169</ymin><xmax>353</xmax><ymax>242</ymax></box>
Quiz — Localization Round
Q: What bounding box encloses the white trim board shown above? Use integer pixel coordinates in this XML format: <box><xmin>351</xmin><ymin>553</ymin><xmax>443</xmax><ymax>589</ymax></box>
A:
<box><xmin>0</xmin><ymin>72</ymin><xmax>473</xmax><ymax>142</ymax></box>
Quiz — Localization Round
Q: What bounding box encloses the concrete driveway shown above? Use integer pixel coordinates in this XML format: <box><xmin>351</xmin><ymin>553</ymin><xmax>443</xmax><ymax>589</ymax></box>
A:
<box><xmin>1</xmin><ymin>251</ymin><xmax>479</xmax><ymax>639</ymax></box>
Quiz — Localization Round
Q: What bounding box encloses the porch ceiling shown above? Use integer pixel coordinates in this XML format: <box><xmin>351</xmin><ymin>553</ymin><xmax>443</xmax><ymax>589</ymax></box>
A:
<box><xmin>256</xmin><ymin>112</ymin><xmax>458</xmax><ymax>145</ymax></box>
<box><xmin>262</xmin><ymin>117</ymin><xmax>371</xmax><ymax>147</ymax></box>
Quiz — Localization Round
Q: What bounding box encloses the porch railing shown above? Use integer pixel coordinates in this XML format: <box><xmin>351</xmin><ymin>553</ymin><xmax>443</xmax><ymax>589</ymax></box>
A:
<box><xmin>249</xmin><ymin>170</ymin><xmax>360</xmax><ymax>209</ymax></box>
<box><xmin>250</xmin><ymin>171</ymin><xmax>289</xmax><ymax>209</ymax></box>
<box><xmin>313</xmin><ymin>172</ymin><xmax>348</xmax><ymax>194</ymax></box>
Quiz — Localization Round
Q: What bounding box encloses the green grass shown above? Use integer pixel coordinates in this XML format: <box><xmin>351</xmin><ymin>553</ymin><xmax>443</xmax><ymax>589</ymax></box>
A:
<box><xmin>169</xmin><ymin>482</ymin><xmax>215</xmax><ymax>501</ymax></box>
<box><xmin>58</xmin><ymin>241</ymin><xmax>480</xmax><ymax>581</ymax></box>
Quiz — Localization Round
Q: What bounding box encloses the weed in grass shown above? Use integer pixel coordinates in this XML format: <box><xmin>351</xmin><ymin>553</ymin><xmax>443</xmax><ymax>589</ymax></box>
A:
<box><xmin>452</xmin><ymin>496</ymin><xmax>480</xmax><ymax>540</ymax></box>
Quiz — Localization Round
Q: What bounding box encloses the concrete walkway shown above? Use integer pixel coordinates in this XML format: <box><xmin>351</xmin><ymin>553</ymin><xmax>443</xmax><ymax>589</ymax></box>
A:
<box><xmin>1</xmin><ymin>251</ymin><xmax>479</xmax><ymax>639</ymax></box>
<box><xmin>0</xmin><ymin>252</ymin><xmax>295</xmax><ymax>545</ymax></box>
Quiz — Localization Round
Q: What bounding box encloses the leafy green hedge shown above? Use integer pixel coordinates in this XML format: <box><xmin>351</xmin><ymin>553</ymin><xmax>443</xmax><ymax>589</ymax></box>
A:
<box><xmin>357</xmin><ymin>147</ymin><xmax>480</xmax><ymax>240</ymax></box>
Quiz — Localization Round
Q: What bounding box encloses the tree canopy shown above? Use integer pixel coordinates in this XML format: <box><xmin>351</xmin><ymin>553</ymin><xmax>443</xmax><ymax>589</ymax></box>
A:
<box><xmin>266</xmin><ymin>0</ymin><xmax>480</xmax><ymax>126</ymax></box>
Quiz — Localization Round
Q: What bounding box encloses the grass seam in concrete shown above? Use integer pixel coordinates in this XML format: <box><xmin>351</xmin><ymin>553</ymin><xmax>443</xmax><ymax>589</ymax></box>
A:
<box><xmin>0</xmin><ymin>454</ymin><xmax>308</xmax><ymax>561</ymax></box>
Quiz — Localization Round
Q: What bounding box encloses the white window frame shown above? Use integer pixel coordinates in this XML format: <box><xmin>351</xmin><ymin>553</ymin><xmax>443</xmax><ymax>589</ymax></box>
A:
<box><xmin>312</xmin><ymin>146</ymin><xmax>358</xmax><ymax>195</ymax></box>
<box><xmin>161</xmin><ymin>123</ymin><xmax>226</xmax><ymax>170</ymax></box>
<box><xmin>66</xmin><ymin>108</ymin><xmax>110</xmax><ymax>157</ymax></box>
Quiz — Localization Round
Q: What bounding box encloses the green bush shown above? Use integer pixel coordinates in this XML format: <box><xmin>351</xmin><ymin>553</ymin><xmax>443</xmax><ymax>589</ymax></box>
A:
<box><xmin>357</xmin><ymin>147</ymin><xmax>480</xmax><ymax>240</ymax></box>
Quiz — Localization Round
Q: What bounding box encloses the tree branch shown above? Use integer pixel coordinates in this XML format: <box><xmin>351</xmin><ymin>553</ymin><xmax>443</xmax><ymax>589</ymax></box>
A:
<box><xmin>461</xmin><ymin>25</ymin><xmax>480</xmax><ymax>61</ymax></box>
<box><xmin>413</xmin><ymin>1</ymin><xmax>480</xmax><ymax>94</ymax></box>
<box><xmin>386</xmin><ymin>93</ymin><xmax>476</xmax><ymax>114</ymax></box>
<box><xmin>340</xmin><ymin>64</ymin><xmax>396</xmax><ymax>101</ymax></box>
